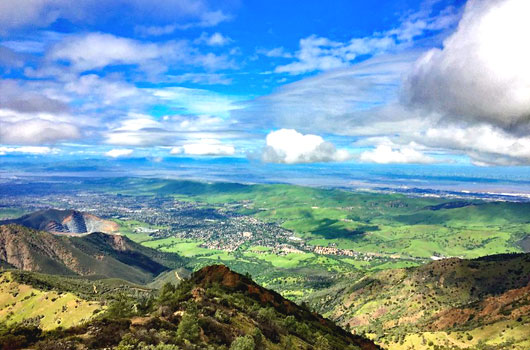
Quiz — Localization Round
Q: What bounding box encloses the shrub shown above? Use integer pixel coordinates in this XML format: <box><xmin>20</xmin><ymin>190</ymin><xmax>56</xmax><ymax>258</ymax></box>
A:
<box><xmin>177</xmin><ymin>313</ymin><xmax>200</xmax><ymax>342</ymax></box>
<box><xmin>229</xmin><ymin>335</ymin><xmax>255</xmax><ymax>350</ymax></box>
<box><xmin>314</xmin><ymin>335</ymin><xmax>332</xmax><ymax>350</ymax></box>
<box><xmin>283</xmin><ymin>315</ymin><xmax>297</xmax><ymax>332</ymax></box>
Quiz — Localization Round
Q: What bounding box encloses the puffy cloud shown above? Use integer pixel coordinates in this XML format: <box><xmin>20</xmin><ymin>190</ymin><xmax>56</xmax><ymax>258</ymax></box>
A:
<box><xmin>195</xmin><ymin>32</ymin><xmax>232</xmax><ymax>46</ymax></box>
<box><xmin>0</xmin><ymin>117</ymin><xmax>80</xmax><ymax>145</ymax></box>
<box><xmin>105</xmin><ymin>148</ymin><xmax>133</xmax><ymax>158</ymax></box>
<box><xmin>419</xmin><ymin>124</ymin><xmax>530</xmax><ymax>166</ymax></box>
<box><xmin>49</xmin><ymin>33</ymin><xmax>173</xmax><ymax>72</ymax></box>
<box><xmin>170</xmin><ymin>139</ymin><xmax>235</xmax><ymax>156</ymax></box>
<box><xmin>233</xmin><ymin>0</ymin><xmax>530</xmax><ymax>165</ymax></box>
<box><xmin>404</xmin><ymin>0</ymin><xmax>530</xmax><ymax>129</ymax></box>
<box><xmin>261</xmin><ymin>129</ymin><xmax>351</xmax><ymax>164</ymax></box>
<box><xmin>359</xmin><ymin>144</ymin><xmax>436</xmax><ymax>164</ymax></box>
<box><xmin>0</xmin><ymin>79</ymin><xmax>82</xmax><ymax>145</ymax></box>
<box><xmin>0</xmin><ymin>79</ymin><xmax>69</xmax><ymax>113</ymax></box>
<box><xmin>47</xmin><ymin>33</ymin><xmax>233</xmax><ymax>74</ymax></box>
<box><xmin>0</xmin><ymin>146</ymin><xmax>56</xmax><ymax>155</ymax></box>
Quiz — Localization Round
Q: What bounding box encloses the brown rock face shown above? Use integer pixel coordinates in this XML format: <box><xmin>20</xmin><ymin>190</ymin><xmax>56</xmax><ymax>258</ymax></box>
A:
<box><xmin>0</xmin><ymin>224</ymin><xmax>80</xmax><ymax>274</ymax></box>
<box><xmin>0</xmin><ymin>224</ymin><xmax>179</xmax><ymax>284</ymax></box>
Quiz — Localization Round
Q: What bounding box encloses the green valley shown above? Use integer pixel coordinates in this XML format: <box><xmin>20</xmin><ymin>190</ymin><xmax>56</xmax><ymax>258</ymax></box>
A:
<box><xmin>1</xmin><ymin>177</ymin><xmax>529</xmax><ymax>350</ymax></box>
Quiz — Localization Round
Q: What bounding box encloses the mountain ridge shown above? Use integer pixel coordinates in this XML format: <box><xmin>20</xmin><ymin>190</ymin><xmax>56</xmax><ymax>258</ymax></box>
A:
<box><xmin>0</xmin><ymin>264</ymin><xmax>380</xmax><ymax>350</ymax></box>
<box><xmin>0</xmin><ymin>224</ymin><xmax>186</xmax><ymax>284</ymax></box>
<box><xmin>0</xmin><ymin>209</ymin><xmax>119</xmax><ymax>234</ymax></box>
<box><xmin>307</xmin><ymin>252</ymin><xmax>530</xmax><ymax>349</ymax></box>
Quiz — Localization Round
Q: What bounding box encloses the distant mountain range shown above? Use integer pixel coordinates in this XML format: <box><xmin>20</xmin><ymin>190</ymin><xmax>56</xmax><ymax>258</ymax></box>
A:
<box><xmin>0</xmin><ymin>224</ymin><xmax>186</xmax><ymax>284</ymax></box>
<box><xmin>0</xmin><ymin>209</ymin><xmax>119</xmax><ymax>234</ymax></box>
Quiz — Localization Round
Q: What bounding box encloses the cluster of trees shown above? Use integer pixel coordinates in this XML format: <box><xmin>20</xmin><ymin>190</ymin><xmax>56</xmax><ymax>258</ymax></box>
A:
<box><xmin>1</xmin><ymin>271</ymin><xmax>366</xmax><ymax>350</ymax></box>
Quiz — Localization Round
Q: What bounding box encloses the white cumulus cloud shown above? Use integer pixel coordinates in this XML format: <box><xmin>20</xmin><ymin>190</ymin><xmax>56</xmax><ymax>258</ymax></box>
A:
<box><xmin>359</xmin><ymin>144</ymin><xmax>436</xmax><ymax>164</ymax></box>
<box><xmin>404</xmin><ymin>0</ymin><xmax>530</xmax><ymax>129</ymax></box>
<box><xmin>420</xmin><ymin>124</ymin><xmax>530</xmax><ymax>166</ymax></box>
<box><xmin>47</xmin><ymin>32</ymin><xmax>233</xmax><ymax>74</ymax></box>
<box><xmin>0</xmin><ymin>113</ymin><xmax>81</xmax><ymax>145</ymax></box>
<box><xmin>105</xmin><ymin>148</ymin><xmax>134</xmax><ymax>158</ymax></box>
<box><xmin>49</xmin><ymin>33</ymin><xmax>172</xmax><ymax>71</ymax></box>
<box><xmin>261</xmin><ymin>129</ymin><xmax>351</xmax><ymax>164</ymax></box>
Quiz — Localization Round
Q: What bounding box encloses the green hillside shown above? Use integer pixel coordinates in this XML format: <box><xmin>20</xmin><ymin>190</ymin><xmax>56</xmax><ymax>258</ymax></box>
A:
<box><xmin>0</xmin><ymin>265</ymin><xmax>379</xmax><ymax>350</ymax></box>
<box><xmin>307</xmin><ymin>253</ymin><xmax>530</xmax><ymax>350</ymax></box>
<box><xmin>105</xmin><ymin>178</ymin><xmax>530</xmax><ymax>261</ymax></box>
<box><xmin>0</xmin><ymin>272</ymin><xmax>103</xmax><ymax>331</ymax></box>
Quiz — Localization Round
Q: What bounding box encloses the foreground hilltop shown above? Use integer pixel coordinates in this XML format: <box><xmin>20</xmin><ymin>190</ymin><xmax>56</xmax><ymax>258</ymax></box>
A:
<box><xmin>0</xmin><ymin>209</ymin><xmax>119</xmax><ymax>234</ymax></box>
<box><xmin>0</xmin><ymin>224</ymin><xmax>186</xmax><ymax>284</ymax></box>
<box><xmin>309</xmin><ymin>253</ymin><xmax>530</xmax><ymax>349</ymax></box>
<box><xmin>0</xmin><ymin>264</ymin><xmax>379</xmax><ymax>350</ymax></box>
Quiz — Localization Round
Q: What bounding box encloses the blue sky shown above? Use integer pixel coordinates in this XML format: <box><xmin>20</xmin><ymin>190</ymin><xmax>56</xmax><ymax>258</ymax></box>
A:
<box><xmin>1</xmin><ymin>0</ymin><xmax>530</xmax><ymax>168</ymax></box>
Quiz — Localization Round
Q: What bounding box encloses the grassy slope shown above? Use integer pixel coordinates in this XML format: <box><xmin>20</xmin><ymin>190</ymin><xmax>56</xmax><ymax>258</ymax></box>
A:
<box><xmin>0</xmin><ymin>265</ymin><xmax>379</xmax><ymax>350</ymax></box>
<box><xmin>0</xmin><ymin>272</ymin><xmax>102</xmax><ymax>330</ymax></box>
<box><xmin>307</xmin><ymin>253</ymin><xmax>530</xmax><ymax>350</ymax></box>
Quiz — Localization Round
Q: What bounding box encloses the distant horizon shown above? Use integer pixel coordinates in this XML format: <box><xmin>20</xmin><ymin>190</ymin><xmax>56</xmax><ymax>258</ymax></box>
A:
<box><xmin>3</xmin><ymin>155</ymin><xmax>530</xmax><ymax>201</ymax></box>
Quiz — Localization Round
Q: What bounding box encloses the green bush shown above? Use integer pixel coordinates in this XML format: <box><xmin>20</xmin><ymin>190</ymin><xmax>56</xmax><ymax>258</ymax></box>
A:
<box><xmin>177</xmin><ymin>313</ymin><xmax>200</xmax><ymax>342</ymax></box>
<box><xmin>229</xmin><ymin>335</ymin><xmax>255</xmax><ymax>350</ymax></box>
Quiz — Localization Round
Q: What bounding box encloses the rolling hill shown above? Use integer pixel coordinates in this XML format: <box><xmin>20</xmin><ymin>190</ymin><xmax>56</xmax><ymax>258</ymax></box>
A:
<box><xmin>0</xmin><ymin>264</ymin><xmax>380</xmax><ymax>350</ymax></box>
<box><xmin>307</xmin><ymin>253</ymin><xmax>530</xmax><ymax>349</ymax></box>
<box><xmin>0</xmin><ymin>224</ymin><xmax>187</xmax><ymax>284</ymax></box>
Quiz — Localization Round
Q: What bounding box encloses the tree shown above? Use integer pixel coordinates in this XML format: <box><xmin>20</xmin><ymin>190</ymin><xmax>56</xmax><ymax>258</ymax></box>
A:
<box><xmin>106</xmin><ymin>293</ymin><xmax>136</xmax><ymax>318</ymax></box>
<box><xmin>314</xmin><ymin>335</ymin><xmax>332</xmax><ymax>350</ymax></box>
<box><xmin>229</xmin><ymin>335</ymin><xmax>255</xmax><ymax>350</ymax></box>
<box><xmin>252</xmin><ymin>328</ymin><xmax>264</xmax><ymax>350</ymax></box>
<box><xmin>283</xmin><ymin>315</ymin><xmax>297</xmax><ymax>332</ymax></box>
<box><xmin>177</xmin><ymin>313</ymin><xmax>200</xmax><ymax>342</ymax></box>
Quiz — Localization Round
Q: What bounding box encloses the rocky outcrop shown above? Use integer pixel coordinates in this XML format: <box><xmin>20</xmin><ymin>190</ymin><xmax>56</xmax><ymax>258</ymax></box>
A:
<box><xmin>1</xmin><ymin>209</ymin><xmax>119</xmax><ymax>234</ymax></box>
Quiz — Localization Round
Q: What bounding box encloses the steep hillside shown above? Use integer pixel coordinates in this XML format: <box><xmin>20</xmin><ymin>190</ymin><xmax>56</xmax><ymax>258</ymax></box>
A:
<box><xmin>0</xmin><ymin>272</ymin><xmax>103</xmax><ymax>331</ymax></box>
<box><xmin>0</xmin><ymin>224</ymin><xmax>186</xmax><ymax>284</ymax></box>
<box><xmin>0</xmin><ymin>209</ymin><xmax>119</xmax><ymax>234</ymax></box>
<box><xmin>0</xmin><ymin>264</ymin><xmax>379</xmax><ymax>350</ymax></box>
<box><xmin>308</xmin><ymin>253</ymin><xmax>530</xmax><ymax>349</ymax></box>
